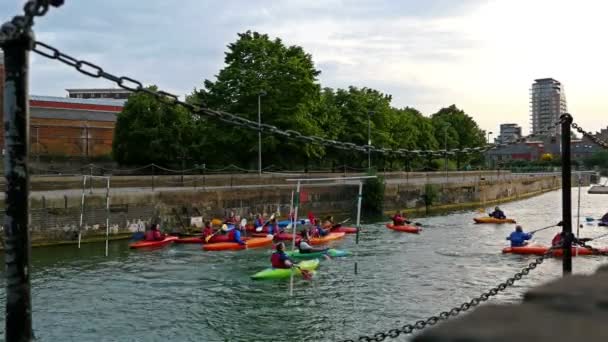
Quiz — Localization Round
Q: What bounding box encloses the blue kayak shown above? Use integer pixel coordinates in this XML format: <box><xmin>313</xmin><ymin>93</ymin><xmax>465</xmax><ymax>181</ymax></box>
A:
<box><xmin>278</xmin><ymin>219</ymin><xmax>311</xmax><ymax>228</ymax></box>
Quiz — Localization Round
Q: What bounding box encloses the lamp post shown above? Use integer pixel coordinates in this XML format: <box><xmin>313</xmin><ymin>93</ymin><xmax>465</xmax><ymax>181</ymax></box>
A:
<box><xmin>444</xmin><ymin>124</ymin><xmax>450</xmax><ymax>182</ymax></box>
<box><xmin>368</xmin><ymin>111</ymin><xmax>374</xmax><ymax>170</ymax></box>
<box><xmin>257</xmin><ymin>91</ymin><xmax>266</xmax><ymax>176</ymax></box>
<box><xmin>487</xmin><ymin>131</ymin><xmax>493</xmax><ymax>169</ymax></box>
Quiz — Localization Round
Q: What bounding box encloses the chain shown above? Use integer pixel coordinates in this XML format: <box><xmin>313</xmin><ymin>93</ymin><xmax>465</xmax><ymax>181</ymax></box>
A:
<box><xmin>341</xmin><ymin>249</ymin><xmax>553</xmax><ymax>342</ymax></box>
<box><xmin>570</xmin><ymin>122</ymin><xmax>608</xmax><ymax>149</ymax></box>
<box><xmin>0</xmin><ymin>1</ymin><xmax>63</xmax><ymax>44</ymax></box>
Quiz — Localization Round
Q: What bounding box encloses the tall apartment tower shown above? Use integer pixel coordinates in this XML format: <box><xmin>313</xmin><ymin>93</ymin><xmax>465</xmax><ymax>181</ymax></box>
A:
<box><xmin>530</xmin><ymin>78</ymin><xmax>567</xmax><ymax>137</ymax></box>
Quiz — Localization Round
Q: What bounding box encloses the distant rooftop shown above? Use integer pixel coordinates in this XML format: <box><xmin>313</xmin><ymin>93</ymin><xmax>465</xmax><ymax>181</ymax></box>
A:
<box><xmin>66</xmin><ymin>88</ymin><xmax>132</xmax><ymax>93</ymax></box>
<box><xmin>31</xmin><ymin>95</ymin><xmax>126</xmax><ymax>107</ymax></box>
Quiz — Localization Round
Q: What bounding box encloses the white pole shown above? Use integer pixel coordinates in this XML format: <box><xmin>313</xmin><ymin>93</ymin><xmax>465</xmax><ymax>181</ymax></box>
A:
<box><xmin>289</xmin><ymin>190</ymin><xmax>294</xmax><ymax>225</ymax></box>
<box><xmin>78</xmin><ymin>176</ymin><xmax>86</xmax><ymax>248</ymax></box>
<box><xmin>289</xmin><ymin>181</ymin><xmax>301</xmax><ymax>297</ymax></box>
<box><xmin>354</xmin><ymin>181</ymin><xmax>363</xmax><ymax>274</ymax></box>
<box><xmin>105</xmin><ymin>178</ymin><xmax>111</xmax><ymax>257</ymax></box>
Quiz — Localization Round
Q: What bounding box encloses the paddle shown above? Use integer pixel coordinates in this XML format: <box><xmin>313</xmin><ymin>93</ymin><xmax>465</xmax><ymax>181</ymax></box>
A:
<box><xmin>582</xmin><ymin>232</ymin><xmax>608</xmax><ymax>242</ymax></box>
<box><xmin>529</xmin><ymin>223</ymin><xmax>561</xmax><ymax>234</ymax></box>
<box><xmin>205</xmin><ymin>224</ymin><xmax>228</xmax><ymax>243</ymax></box>
<box><xmin>331</xmin><ymin>218</ymin><xmax>351</xmax><ymax>229</ymax></box>
<box><xmin>293</xmin><ymin>264</ymin><xmax>313</xmax><ymax>280</ymax></box>
<box><xmin>256</xmin><ymin>213</ymin><xmax>276</xmax><ymax>233</ymax></box>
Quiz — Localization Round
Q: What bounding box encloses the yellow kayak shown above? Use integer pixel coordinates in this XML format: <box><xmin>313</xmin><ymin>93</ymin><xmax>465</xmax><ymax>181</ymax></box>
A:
<box><xmin>474</xmin><ymin>217</ymin><xmax>516</xmax><ymax>224</ymax></box>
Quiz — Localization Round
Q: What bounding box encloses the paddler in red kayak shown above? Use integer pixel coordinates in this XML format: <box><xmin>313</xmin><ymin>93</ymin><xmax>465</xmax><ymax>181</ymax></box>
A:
<box><xmin>202</xmin><ymin>221</ymin><xmax>213</xmax><ymax>240</ymax></box>
<box><xmin>271</xmin><ymin>242</ymin><xmax>294</xmax><ymax>269</ymax></box>
<box><xmin>224</xmin><ymin>224</ymin><xmax>246</xmax><ymax>246</ymax></box>
<box><xmin>145</xmin><ymin>223</ymin><xmax>165</xmax><ymax>241</ymax></box>
<box><xmin>391</xmin><ymin>211</ymin><xmax>407</xmax><ymax>226</ymax></box>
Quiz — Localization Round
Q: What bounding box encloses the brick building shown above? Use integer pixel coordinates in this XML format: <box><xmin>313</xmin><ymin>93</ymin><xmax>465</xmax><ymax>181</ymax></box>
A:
<box><xmin>1</xmin><ymin>57</ymin><xmax>125</xmax><ymax>157</ymax></box>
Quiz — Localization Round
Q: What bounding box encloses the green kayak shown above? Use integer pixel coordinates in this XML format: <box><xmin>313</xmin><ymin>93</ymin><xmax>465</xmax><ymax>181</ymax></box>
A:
<box><xmin>251</xmin><ymin>259</ymin><xmax>319</xmax><ymax>280</ymax></box>
<box><xmin>286</xmin><ymin>248</ymin><xmax>349</xmax><ymax>260</ymax></box>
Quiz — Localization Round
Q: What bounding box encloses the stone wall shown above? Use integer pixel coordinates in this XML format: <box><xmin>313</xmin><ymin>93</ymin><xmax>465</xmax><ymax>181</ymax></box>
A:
<box><xmin>2</xmin><ymin>173</ymin><xmax>562</xmax><ymax>247</ymax></box>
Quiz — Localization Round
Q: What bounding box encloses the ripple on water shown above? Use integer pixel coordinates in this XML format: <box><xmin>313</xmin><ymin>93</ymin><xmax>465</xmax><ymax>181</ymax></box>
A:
<box><xmin>0</xmin><ymin>188</ymin><xmax>607</xmax><ymax>341</ymax></box>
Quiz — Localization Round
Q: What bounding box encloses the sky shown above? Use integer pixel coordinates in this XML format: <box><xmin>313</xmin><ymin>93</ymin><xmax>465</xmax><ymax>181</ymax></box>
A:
<box><xmin>2</xmin><ymin>0</ymin><xmax>607</xmax><ymax>136</ymax></box>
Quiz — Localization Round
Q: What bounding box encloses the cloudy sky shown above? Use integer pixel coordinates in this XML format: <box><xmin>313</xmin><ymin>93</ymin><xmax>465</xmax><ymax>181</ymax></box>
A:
<box><xmin>3</xmin><ymin>0</ymin><xmax>607</xmax><ymax>136</ymax></box>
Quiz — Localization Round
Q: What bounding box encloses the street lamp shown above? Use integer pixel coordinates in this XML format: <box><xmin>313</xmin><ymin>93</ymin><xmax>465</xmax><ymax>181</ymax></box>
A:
<box><xmin>487</xmin><ymin>131</ymin><xmax>493</xmax><ymax>169</ymax></box>
<box><xmin>368</xmin><ymin>111</ymin><xmax>374</xmax><ymax>170</ymax></box>
<box><xmin>258</xmin><ymin>91</ymin><xmax>266</xmax><ymax>176</ymax></box>
<box><xmin>444</xmin><ymin>123</ymin><xmax>450</xmax><ymax>182</ymax></box>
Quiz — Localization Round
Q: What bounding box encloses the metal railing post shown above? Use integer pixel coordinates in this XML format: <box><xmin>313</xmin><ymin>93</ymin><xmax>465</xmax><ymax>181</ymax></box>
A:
<box><xmin>3</xmin><ymin>32</ymin><xmax>34</xmax><ymax>341</ymax></box>
<box><xmin>560</xmin><ymin>114</ymin><xmax>573</xmax><ymax>275</ymax></box>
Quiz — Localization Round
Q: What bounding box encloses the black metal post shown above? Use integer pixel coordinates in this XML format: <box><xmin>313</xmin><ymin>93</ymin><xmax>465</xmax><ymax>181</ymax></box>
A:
<box><xmin>3</xmin><ymin>34</ymin><xmax>34</xmax><ymax>341</ymax></box>
<box><xmin>561</xmin><ymin>113</ymin><xmax>573</xmax><ymax>275</ymax></box>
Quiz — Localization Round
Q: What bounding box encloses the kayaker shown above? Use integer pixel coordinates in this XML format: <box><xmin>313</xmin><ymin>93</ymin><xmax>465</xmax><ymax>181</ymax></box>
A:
<box><xmin>225</xmin><ymin>224</ymin><xmax>246</xmax><ymax>245</ymax></box>
<box><xmin>254</xmin><ymin>213</ymin><xmax>264</xmax><ymax>228</ymax></box>
<box><xmin>322</xmin><ymin>216</ymin><xmax>334</xmax><ymax>230</ymax></box>
<box><xmin>551</xmin><ymin>232</ymin><xmax>563</xmax><ymax>247</ymax></box>
<box><xmin>202</xmin><ymin>221</ymin><xmax>213</xmax><ymax>240</ymax></box>
<box><xmin>266</xmin><ymin>218</ymin><xmax>280</xmax><ymax>235</ymax></box>
<box><xmin>506</xmin><ymin>225</ymin><xmax>533</xmax><ymax>247</ymax></box>
<box><xmin>489</xmin><ymin>206</ymin><xmax>506</xmax><ymax>220</ymax></box>
<box><xmin>270</xmin><ymin>242</ymin><xmax>294</xmax><ymax>269</ymax></box>
<box><xmin>312</xmin><ymin>222</ymin><xmax>330</xmax><ymax>237</ymax></box>
<box><xmin>391</xmin><ymin>211</ymin><xmax>407</xmax><ymax>226</ymax></box>
<box><xmin>298</xmin><ymin>229</ymin><xmax>328</xmax><ymax>254</ymax></box>
<box><xmin>145</xmin><ymin>223</ymin><xmax>165</xmax><ymax>241</ymax></box>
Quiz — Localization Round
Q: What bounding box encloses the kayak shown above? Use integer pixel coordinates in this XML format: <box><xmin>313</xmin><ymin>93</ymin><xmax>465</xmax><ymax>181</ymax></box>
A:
<box><xmin>278</xmin><ymin>219</ymin><xmax>310</xmax><ymax>228</ymax></box>
<box><xmin>599</xmin><ymin>222</ymin><xmax>608</xmax><ymax>227</ymax></box>
<box><xmin>502</xmin><ymin>245</ymin><xmax>608</xmax><ymax>256</ymax></box>
<box><xmin>286</xmin><ymin>248</ymin><xmax>349</xmax><ymax>260</ymax></box>
<box><xmin>174</xmin><ymin>236</ymin><xmax>250</xmax><ymax>244</ymax></box>
<box><xmin>251</xmin><ymin>259</ymin><xmax>319</xmax><ymax>280</ymax></box>
<box><xmin>310</xmin><ymin>232</ymin><xmax>346</xmax><ymax>245</ymax></box>
<box><xmin>202</xmin><ymin>235</ymin><xmax>273</xmax><ymax>251</ymax></box>
<box><xmin>474</xmin><ymin>217</ymin><xmax>516</xmax><ymax>224</ymax></box>
<box><xmin>386</xmin><ymin>223</ymin><xmax>421</xmax><ymax>234</ymax></box>
<box><xmin>274</xmin><ymin>232</ymin><xmax>301</xmax><ymax>242</ymax></box>
<box><xmin>332</xmin><ymin>226</ymin><xmax>357</xmax><ymax>234</ymax></box>
<box><xmin>129</xmin><ymin>236</ymin><xmax>178</xmax><ymax>249</ymax></box>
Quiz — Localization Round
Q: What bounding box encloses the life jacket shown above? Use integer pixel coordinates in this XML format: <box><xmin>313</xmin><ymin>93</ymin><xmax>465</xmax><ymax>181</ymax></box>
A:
<box><xmin>552</xmin><ymin>233</ymin><xmax>563</xmax><ymax>247</ymax></box>
<box><xmin>145</xmin><ymin>230</ymin><xmax>156</xmax><ymax>241</ymax></box>
<box><xmin>393</xmin><ymin>215</ymin><xmax>405</xmax><ymax>225</ymax></box>
<box><xmin>271</xmin><ymin>252</ymin><xmax>289</xmax><ymax>269</ymax></box>
<box><xmin>202</xmin><ymin>227</ymin><xmax>213</xmax><ymax>238</ymax></box>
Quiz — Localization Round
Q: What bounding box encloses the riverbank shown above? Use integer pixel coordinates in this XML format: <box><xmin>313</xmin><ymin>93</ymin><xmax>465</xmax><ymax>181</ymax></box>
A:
<box><xmin>0</xmin><ymin>172</ymin><xmax>568</xmax><ymax>248</ymax></box>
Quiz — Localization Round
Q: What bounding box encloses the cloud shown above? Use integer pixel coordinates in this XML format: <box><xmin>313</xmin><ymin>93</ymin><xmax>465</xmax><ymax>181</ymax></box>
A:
<box><xmin>3</xmin><ymin>0</ymin><xmax>606</xmax><ymax>136</ymax></box>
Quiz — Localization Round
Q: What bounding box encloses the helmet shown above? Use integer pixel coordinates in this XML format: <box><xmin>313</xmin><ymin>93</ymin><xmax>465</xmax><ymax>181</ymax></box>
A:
<box><xmin>221</xmin><ymin>224</ymin><xmax>229</xmax><ymax>232</ymax></box>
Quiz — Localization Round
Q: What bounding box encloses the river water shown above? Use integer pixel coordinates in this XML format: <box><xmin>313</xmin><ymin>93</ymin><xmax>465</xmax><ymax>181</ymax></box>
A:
<box><xmin>1</xmin><ymin>187</ymin><xmax>607</xmax><ymax>341</ymax></box>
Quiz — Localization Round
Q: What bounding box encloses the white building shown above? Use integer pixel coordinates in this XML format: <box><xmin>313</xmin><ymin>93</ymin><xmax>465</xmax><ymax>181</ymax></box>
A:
<box><xmin>529</xmin><ymin>78</ymin><xmax>567</xmax><ymax>137</ymax></box>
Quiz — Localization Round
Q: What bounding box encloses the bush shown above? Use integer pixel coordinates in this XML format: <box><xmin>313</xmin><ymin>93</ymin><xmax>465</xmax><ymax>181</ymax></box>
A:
<box><xmin>362</xmin><ymin>170</ymin><xmax>385</xmax><ymax>216</ymax></box>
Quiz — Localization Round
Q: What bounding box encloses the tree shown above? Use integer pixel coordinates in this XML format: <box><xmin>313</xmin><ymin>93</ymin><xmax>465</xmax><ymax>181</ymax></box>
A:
<box><xmin>190</xmin><ymin>31</ymin><xmax>323</xmax><ymax>169</ymax></box>
<box><xmin>113</xmin><ymin>86</ymin><xmax>197</xmax><ymax>166</ymax></box>
<box><xmin>431</xmin><ymin>105</ymin><xmax>486</xmax><ymax>169</ymax></box>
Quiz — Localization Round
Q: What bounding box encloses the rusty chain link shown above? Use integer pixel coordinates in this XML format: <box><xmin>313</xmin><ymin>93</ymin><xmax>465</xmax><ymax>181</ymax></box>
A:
<box><xmin>341</xmin><ymin>248</ymin><xmax>554</xmax><ymax>342</ymax></box>
<box><xmin>0</xmin><ymin>1</ymin><xmax>63</xmax><ymax>44</ymax></box>
<box><xmin>570</xmin><ymin>122</ymin><xmax>608</xmax><ymax>150</ymax></box>
<box><xmin>31</xmin><ymin>40</ymin><xmax>571</xmax><ymax>159</ymax></box>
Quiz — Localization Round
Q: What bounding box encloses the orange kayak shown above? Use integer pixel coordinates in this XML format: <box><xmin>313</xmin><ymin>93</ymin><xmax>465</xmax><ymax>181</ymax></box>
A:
<box><xmin>332</xmin><ymin>226</ymin><xmax>357</xmax><ymax>234</ymax></box>
<box><xmin>310</xmin><ymin>232</ymin><xmax>346</xmax><ymax>245</ymax></box>
<box><xmin>202</xmin><ymin>235</ymin><xmax>273</xmax><ymax>251</ymax></box>
<box><xmin>129</xmin><ymin>236</ymin><xmax>178</xmax><ymax>249</ymax></box>
<box><xmin>474</xmin><ymin>217</ymin><xmax>516</xmax><ymax>224</ymax></box>
<box><xmin>502</xmin><ymin>245</ymin><xmax>608</xmax><ymax>256</ymax></box>
<box><xmin>386</xmin><ymin>223</ymin><xmax>421</xmax><ymax>234</ymax></box>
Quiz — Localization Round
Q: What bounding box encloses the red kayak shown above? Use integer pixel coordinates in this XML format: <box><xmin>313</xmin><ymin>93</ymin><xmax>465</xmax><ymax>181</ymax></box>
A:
<box><xmin>129</xmin><ymin>236</ymin><xmax>178</xmax><ymax>249</ymax></box>
<box><xmin>174</xmin><ymin>236</ymin><xmax>250</xmax><ymax>244</ymax></box>
<box><xmin>386</xmin><ymin>223</ymin><xmax>421</xmax><ymax>234</ymax></box>
<box><xmin>502</xmin><ymin>245</ymin><xmax>608</xmax><ymax>256</ymax></box>
<box><xmin>332</xmin><ymin>226</ymin><xmax>357</xmax><ymax>234</ymax></box>
<box><xmin>274</xmin><ymin>232</ymin><xmax>301</xmax><ymax>241</ymax></box>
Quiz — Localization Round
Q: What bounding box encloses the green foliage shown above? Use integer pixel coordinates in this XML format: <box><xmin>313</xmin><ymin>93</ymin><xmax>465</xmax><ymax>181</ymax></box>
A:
<box><xmin>362</xmin><ymin>171</ymin><xmax>385</xmax><ymax>216</ymax></box>
<box><xmin>112</xmin><ymin>31</ymin><xmax>487</xmax><ymax>170</ymax></box>
<box><xmin>113</xmin><ymin>86</ymin><xmax>199</xmax><ymax>166</ymax></box>
<box><xmin>582</xmin><ymin>151</ymin><xmax>608</xmax><ymax>171</ymax></box>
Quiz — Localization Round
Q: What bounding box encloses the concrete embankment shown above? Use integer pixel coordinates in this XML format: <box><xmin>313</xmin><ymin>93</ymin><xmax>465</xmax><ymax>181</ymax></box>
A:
<box><xmin>414</xmin><ymin>264</ymin><xmax>608</xmax><ymax>342</ymax></box>
<box><xmin>0</xmin><ymin>171</ymin><xmax>570</xmax><ymax>247</ymax></box>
